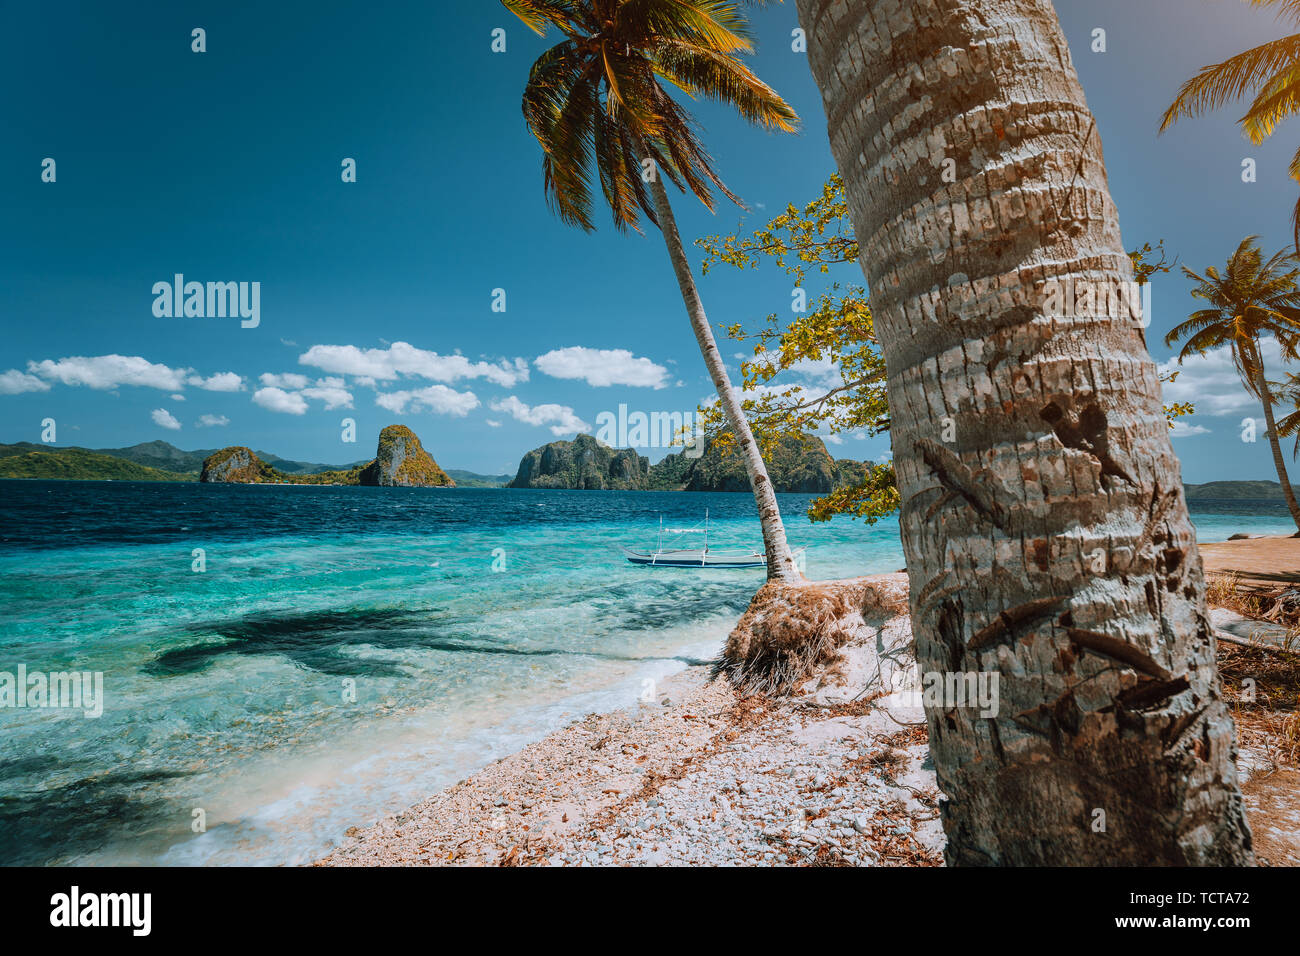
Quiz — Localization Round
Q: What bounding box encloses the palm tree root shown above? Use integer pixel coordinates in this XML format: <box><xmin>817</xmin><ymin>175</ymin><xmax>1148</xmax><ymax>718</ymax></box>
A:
<box><xmin>712</xmin><ymin>576</ymin><xmax>908</xmax><ymax>696</ymax></box>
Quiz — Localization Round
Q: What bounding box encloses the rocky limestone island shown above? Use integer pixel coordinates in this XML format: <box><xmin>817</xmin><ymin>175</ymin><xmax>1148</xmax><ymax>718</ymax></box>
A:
<box><xmin>358</xmin><ymin>425</ymin><xmax>453</xmax><ymax>487</ymax></box>
<box><xmin>508</xmin><ymin>433</ymin><xmax>649</xmax><ymax>489</ymax></box>
<box><xmin>653</xmin><ymin>432</ymin><xmax>867</xmax><ymax>494</ymax></box>
<box><xmin>199</xmin><ymin>446</ymin><xmax>283</xmax><ymax>483</ymax></box>
<box><xmin>200</xmin><ymin>425</ymin><xmax>454</xmax><ymax>487</ymax></box>
<box><xmin>506</xmin><ymin>431</ymin><xmax>871</xmax><ymax>493</ymax></box>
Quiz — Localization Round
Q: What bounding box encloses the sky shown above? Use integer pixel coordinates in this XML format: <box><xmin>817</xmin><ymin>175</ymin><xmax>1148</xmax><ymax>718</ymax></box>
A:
<box><xmin>1</xmin><ymin>0</ymin><xmax>1298</xmax><ymax>481</ymax></box>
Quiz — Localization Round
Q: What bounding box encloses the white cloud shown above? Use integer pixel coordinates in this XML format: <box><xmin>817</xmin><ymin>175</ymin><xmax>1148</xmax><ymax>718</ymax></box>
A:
<box><xmin>30</xmin><ymin>354</ymin><xmax>189</xmax><ymax>391</ymax></box>
<box><xmin>21</xmin><ymin>355</ymin><xmax>243</xmax><ymax>394</ymax></box>
<box><xmin>490</xmin><ymin>395</ymin><xmax>590</xmax><ymax>435</ymax></box>
<box><xmin>252</xmin><ymin>386</ymin><xmax>309</xmax><ymax>415</ymax></box>
<box><xmin>486</xmin><ymin>419</ymin><xmax>502</xmax><ymax>427</ymax></box>
<box><xmin>374</xmin><ymin>385</ymin><xmax>480</xmax><ymax>417</ymax></box>
<box><xmin>300</xmin><ymin>385</ymin><xmax>354</xmax><ymax>410</ymax></box>
<box><xmin>535</xmin><ymin>347</ymin><xmax>669</xmax><ymax>389</ymax></box>
<box><xmin>151</xmin><ymin>408</ymin><xmax>181</xmax><ymax>431</ymax></box>
<box><xmin>1159</xmin><ymin>336</ymin><xmax>1292</xmax><ymax>417</ymax></box>
<box><xmin>299</xmin><ymin>342</ymin><xmax>529</xmax><ymax>387</ymax></box>
<box><xmin>1170</xmin><ymin>421</ymin><xmax>1211</xmax><ymax>438</ymax></box>
<box><xmin>196</xmin><ymin>414</ymin><xmax>230</xmax><ymax>428</ymax></box>
<box><xmin>188</xmin><ymin>371</ymin><xmax>244</xmax><ymax>392</ymax></box>
<box><xmin>259</xmin><ymin>372</ymin><xmax>310</xmax><ymax>390</ymax></box>
<box><xmin>0</xmin><ymin>370</ymin><xmax>50</xmax><ymax>394</ymax></box>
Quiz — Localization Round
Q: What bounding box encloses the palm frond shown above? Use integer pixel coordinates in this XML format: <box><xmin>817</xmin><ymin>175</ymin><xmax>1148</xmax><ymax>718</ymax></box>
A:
<box><xmin>1250</xmin><ymin>0</ymin><xmax>1300</xmax><ymax>27</ymax></box>
<box><xmin>1160</xmin><ymin>34</ymin><xmax>1300</xmax><ymax>131</ymax></box>
<box><xmin>651</xmin><ymin>40</ymin><xmax>798</xmax><ymax>131</ymax></box>
<box><xmin>507</xmin><ymin>0</ymin><xmax>796</xmax><ymax>232</ymax></box>
<box><xmin>503</xmin><ymin>0</ymin><xmax>584</xmax><ymax>35</ymax></box>
<box><xmin>617</xmin><ymin>0</ymin><xmax>756</xmax><ymax>55</ymax></box>
<box><xmin>1240</xmin><ymin>66</ymin><xmax>1300</xmax><ymax>143</ymax></box>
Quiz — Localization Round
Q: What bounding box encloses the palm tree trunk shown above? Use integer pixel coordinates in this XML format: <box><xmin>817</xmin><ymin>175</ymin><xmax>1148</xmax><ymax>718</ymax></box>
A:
<box><xmin>795</xmin><ymin>0</ymin><xmax>1252</xmax><ymax>864</ymax></box>
<box><xmin>644</xmin><ymin>163</ymin><xmax>801</xmax><ymax>583</ymax></box>
<box><xmin>1255</xmin><ymin>359</ymin><xmax>1300</xmax><ymax>532</ymax></box>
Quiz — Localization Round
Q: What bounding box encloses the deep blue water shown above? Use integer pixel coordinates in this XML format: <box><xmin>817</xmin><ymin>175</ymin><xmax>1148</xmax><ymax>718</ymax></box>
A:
<box><xmin>0</xmin><ymin>480</ymin><xmax>1292</xmax><ymax>866</ymax></box>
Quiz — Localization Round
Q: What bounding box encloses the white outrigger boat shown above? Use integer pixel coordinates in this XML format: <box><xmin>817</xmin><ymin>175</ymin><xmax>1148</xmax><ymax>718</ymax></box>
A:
<box><xmin>620</xmin><ymin>510</ymin><xmax>803</xmax><ymax>569</ymax></box>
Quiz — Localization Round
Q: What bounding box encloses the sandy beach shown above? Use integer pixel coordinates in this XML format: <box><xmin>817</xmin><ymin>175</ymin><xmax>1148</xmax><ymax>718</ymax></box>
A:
<box><xmin>318</xmin><ymin>542</ymin><xmax>1300</xmax><ymax>868</ymax></box>
<box><xmin>1200</xmin><ymin>534</ymin><xmax>1300</xmax><ymax>588</ymax></box>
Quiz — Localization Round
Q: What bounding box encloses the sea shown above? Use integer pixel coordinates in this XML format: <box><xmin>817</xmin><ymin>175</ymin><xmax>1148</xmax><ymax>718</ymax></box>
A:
<box><xmin>0</xmin><ymin>481</ymin><xmax>1292</xmax><ymax>866</ymax></box>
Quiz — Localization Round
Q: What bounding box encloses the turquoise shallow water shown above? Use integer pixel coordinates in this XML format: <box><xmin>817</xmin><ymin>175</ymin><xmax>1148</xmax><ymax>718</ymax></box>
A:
<box><xmin>0</xmin><ymin>481</ymin><xmax>1292</xmax><ymax>866</ymax></box>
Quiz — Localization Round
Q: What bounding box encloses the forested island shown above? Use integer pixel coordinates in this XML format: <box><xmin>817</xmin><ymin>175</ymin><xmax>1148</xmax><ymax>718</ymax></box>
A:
<box><xmin>0</xmin><ymin>429</ymin><xmax>1286</xmax><ymax>500</ymax></box>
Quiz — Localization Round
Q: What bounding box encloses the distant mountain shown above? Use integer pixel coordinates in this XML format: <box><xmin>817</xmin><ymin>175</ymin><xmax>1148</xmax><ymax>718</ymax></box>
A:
<box><xmin>1183</xmin><ymin>480</ymin><xmax>1285</xmax><ymax>500</ymax></box>
<box><xmin>256</xmin><ymin>453</ymin><xmax>371</xmax><ymax>475</ymax></box>
<box><xmin>0</xmin><ymin>443</ymin><xmax>195</xmax><ymax>481</ymax></box>
<box><xmin>445</xmin><ymin>469</ymin><xmax>512</xmax><ymax>488</ymax></box>
<box><xmin>96</xmin><ymin>439</ymin><xmax>216</xmax><ymax>473</ymax></box>
<box><xmin>649</xmin><ymin>433</ymin><xmax>866</xmax><ymax>494</ymax></box>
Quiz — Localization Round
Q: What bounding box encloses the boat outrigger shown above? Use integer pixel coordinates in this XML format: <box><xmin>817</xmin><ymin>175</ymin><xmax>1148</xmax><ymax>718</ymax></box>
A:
<box><xmin>620</xmin><ymin>510</ymin><xmax>804</xmax><ymax>569</ymax></box>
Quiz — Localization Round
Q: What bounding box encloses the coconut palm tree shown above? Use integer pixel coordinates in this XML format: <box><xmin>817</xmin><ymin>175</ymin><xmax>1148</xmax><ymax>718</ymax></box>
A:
<box><xmin>502</xmin><ymin>0</ymin><xmax>802</xmax><ymax>582</ymax></box>
<box><xmin>1160</xmin><ymin>0</ymin><xmax>1300</xmax><ymax>252</ymax></box>
<box><xmin>1167</xmin><ymin>237</ymin><xmax>1300</xmax><ymax>531</ymax></box>
<box><xmin>793</xmin><ymin>0</ymin><xmax>1253</xmax><ymax>864</ymax></box>
<box><xmin>1268</xmin><ymin>369</ymin><xmax>1300</xmax><ymax>456</ymax></box>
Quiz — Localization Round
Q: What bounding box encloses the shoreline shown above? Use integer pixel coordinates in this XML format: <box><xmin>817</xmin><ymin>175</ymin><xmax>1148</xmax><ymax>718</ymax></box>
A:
<box><xmin>316</xmin><ymin>540</ymin><xmax>1300</xmax><ymax>867</ymax></box>
<box><xmin>316</xmin><ymin>573</ymin><xmax>947</xmax><ymax>867</ymax></box>
<box><xmin>316</xmin><ymin>647</ymin><xmax>947</xmax><ymax>867</ymax></box>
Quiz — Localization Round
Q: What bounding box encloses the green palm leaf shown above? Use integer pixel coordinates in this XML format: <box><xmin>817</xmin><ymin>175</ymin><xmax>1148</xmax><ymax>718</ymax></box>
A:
<box><xmin>505</xmin><ymin>0</ymin><xmax>797</xmax><ymax>231</ymax></box>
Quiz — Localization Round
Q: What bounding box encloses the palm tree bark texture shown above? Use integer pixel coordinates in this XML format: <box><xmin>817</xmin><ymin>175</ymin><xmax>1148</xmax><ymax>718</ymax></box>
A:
<box><xmin>794</xmin><ymin>0</ymin><xmax>1253</xmax><ymax>864</ymax></box>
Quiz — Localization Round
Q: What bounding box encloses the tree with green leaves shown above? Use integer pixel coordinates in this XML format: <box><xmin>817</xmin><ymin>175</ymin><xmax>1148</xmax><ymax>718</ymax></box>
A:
<box><xmin>1166</xmin><ymin>236</ymin><xmax>1300</xmax><ymax>531</ymax></box>
<box><xmin>502</xmin><ymin>0</ymin><xmax>803</xmax><ymax>582</ymax></box>
<box><xmin>696</xmin><ymin>173</ymin><xmax>893</xmax><ymax>523</ymax></box>
<box><xmin>1161</xmin><ymin>0</ymin><xmax>1300</xmax><ymax>252</ymax></box>
<box><xmin>695</xmin><ymin>175</ymin><xmax>1192</xmax><ymax>525</ymax></box>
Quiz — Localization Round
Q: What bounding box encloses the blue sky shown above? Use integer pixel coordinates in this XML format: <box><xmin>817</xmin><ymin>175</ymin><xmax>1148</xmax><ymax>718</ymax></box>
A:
<box><xmin>1</xmin><ymin>0</ymin><xmax>1297</xmax><ymax>480</ymax></box>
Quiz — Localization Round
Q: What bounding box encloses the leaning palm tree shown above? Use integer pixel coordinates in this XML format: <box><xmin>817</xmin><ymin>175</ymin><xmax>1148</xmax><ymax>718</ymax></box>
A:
<box><xmin>502</xmin><ymin>0</ymin><xmax>802</xmax><ymax>582</ymax></box>
<box><xmin>793</xmin><ymin>0</ymin><xmax>1252</xmax><ymax>865</ymax></box>
<box><xmin>1160</xmin><ymin>0</ymin><xmax>1300</xmax><ymax>252</ymax></box>
<box><xmin>1269</xmin><ymin>369</ymin><xmax>1300</xmax><ymax>456</ymax></box>
<box><xmin>1167</xmin><ymin>237</ymin><xmax>1300</xmax><ymax>532</ymax></box>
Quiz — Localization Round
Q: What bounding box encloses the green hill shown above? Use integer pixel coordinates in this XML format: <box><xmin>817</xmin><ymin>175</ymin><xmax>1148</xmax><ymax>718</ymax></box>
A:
<box><xmin>0</xmin><ymin>444</ymin><xmax>195</xmax><ymax>481</ymax></box>
<box><xmin>91</xmin><ymin>439</ymin><xmax>368</xmax><ymax>476</ymax></box>
<box><xmin>1183</xmin><ymin>480</ymin><xmax>1286</xmax><ymax>499</ymax></box>
<box><xmin>445</xmin><ymin>469</ymin><xmax>512</xmax><ymax>488</ymax></box>
<box><xmin>94</xmin><ymin>440</ymin><xmax>215</xmax><ymax>473</ymax></box>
